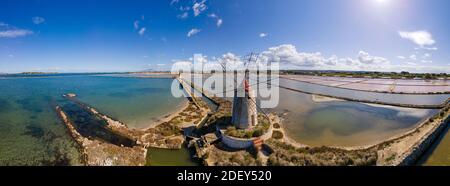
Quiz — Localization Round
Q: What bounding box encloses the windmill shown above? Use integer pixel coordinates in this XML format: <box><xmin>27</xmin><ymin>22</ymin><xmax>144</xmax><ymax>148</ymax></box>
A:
<box><xmin>231</xmin><ymin>53</ymin><xmax>260</xmax><ymax>129</ymax></box>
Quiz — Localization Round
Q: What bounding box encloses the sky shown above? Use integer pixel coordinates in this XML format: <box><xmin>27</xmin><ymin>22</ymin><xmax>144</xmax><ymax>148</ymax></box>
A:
<box><xmin>0</xmin><ymin>0</ymin><xmax>449</xmax><ymax>73</ymax></box>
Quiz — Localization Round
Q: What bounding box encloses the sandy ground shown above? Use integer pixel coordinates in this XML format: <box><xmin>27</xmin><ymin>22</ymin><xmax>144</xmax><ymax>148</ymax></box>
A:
<box><xmin>142</xmin><ymin>101</ymin><xmax>190</xmax><ymax>130</ymax></box>
<box><xmin>311</xmin><ymin>94</ymin><xmax>344</xmax><ymax>103</ymax></box>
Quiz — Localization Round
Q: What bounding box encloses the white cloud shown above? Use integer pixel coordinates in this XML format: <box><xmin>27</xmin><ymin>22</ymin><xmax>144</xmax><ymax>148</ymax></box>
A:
<box><xmin>171</xmin><ymin>44</ymin><xmax>450</xmax><ymax>73</ymax></box>
<box><xmin>259</xmin><ymin>33</ymin><xmax>268</xmax><ymax>38</ymax></box>
<box><xmin>0</xmin><ymin>23</ymin><xmax>33</xmax><ymax>38</ymax></box>
<box><xmin>171</xmin><ymin>60</ymin><xmax>193</xmax><ymax>72</ymax></box>
<box><xmin>409</xmin><ymin>54</ymin><xmax>417</xmax><ymax>60</ymax></box>
<box><xmin>0</xmin><ymin>29</ymin><xmax>34</xmax><ymax>38</ymax></box>
<box><xmin>397</xmin><ymin>56</ymin><xmax>406</xmax><ymax>60</ymax></box>
<box><xmin>405</xmin><ymin>62</ymin><xmax>417</xmax><ymax>66</ymax></box>
<box><xmin>216</xmin><ymin>19</ymin><xmax>223</xmax><ymax>27</ymax></box>
<box><xmin>170</xmin><ymin>0</ymin><xmax>179</xmax><ymax>5</ymax></box>
<box><xmin>134</xmin><ymin>21</ymin><xmax>140</xmax><ymax>30</ymax></box>
<box><xmin>187</xmin><ymin>28</ymin><xmax>201</xmax><ymax>37</ymax></box>
<box><xmin>259</xmin><ymin>44</ymin><xmax>334</xmax><ymax>67</ymax></box>
<box><xmin>32</xmin><ymin>17</ymin><xmax>45</xmax><ymax>25</ymax></box>
<box><xmin>139</xmin><ymin>27</ymin><xmax>146</xmax><ymax>36</ymax></box>
<box><xmin>178</xmin><ymin>12</ymin><xmax>189</xmax><ymax>19</ymax></box>
<box><xmin>398</xmin><ymin>30</ymin><xmax>435</xmax><ymax>47</ymax></box>
<box><xmin>180</xmin><ymin>6</ymin><xmax>190</xmax><ymax>11</ymax></box>
<box><xmin>357</xmin><ymin>51</ymin><xmax>389</xmax><ymax>65</ymax></box>
<box><xmin>423</xmin><ymin>53</ymin><xmax>431</xmax><ymax>58</ymax></box>
<box><xmin>421</xmin><ymin>60</ymin><xmax>432</xmax><ymax>63</ymax></box>
<box><xmin>208</xmin><ymin>13</ymin><xmax>217</xmax><ymax>18</ymax></box>
<box><xmin>208</xmin><ymin>13</ymin><xmax>222</xmax><ymax>27</ymax></box>
<box><xmin>193</xmin><ymin>54</ymin><xmax>208</xmax><ymax>65</ymax></box>
<box><xmin>193</xmin><ymin>0</ymin><xmax>207</xmax><ymax>17</ymax></box>
<box><xmin>421</xmin><ymin>46</ymin><xmax>438</xmax><ymax>51</ymax></box>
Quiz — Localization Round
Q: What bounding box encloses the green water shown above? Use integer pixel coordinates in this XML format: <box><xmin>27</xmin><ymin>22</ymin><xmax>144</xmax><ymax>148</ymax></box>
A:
<box><xmin>146</xmin><ymin>147</ymin><xmax>198</xmax><ymax>166</ymax></box>
<box><xmin>419</xmin><ymin>125</ymin><xmax>450</xmax><ymax>166</ymax></box>
<box><xmin>0</xmin><ymin>74</ymin><xmax>187</xmax><ymax>165</ymax></box>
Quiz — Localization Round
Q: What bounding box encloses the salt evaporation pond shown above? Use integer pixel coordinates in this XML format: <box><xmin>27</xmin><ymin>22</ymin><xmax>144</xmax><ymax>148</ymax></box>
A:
<box><xmin>266</xmin><ymin>88</ymin><xmax>438</xmax><ymax>147</ymax></box>
<box><xmin>184</xmin><ymin>73</ymin><xmax>441</xmax><ymax>147</ymax></box>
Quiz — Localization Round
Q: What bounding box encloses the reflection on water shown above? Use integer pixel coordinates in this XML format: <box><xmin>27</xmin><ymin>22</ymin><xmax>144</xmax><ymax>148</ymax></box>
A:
<box><xmin>267</xmin><ymin>89</ymin><xmax>437</xmax><ymax>147</ymax></box>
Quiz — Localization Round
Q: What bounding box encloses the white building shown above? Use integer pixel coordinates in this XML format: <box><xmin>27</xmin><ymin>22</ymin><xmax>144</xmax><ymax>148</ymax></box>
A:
<box><xmin>231</xmin><ymin>74</ymin><xmax>258</xmax><ymax>129</ymax></box>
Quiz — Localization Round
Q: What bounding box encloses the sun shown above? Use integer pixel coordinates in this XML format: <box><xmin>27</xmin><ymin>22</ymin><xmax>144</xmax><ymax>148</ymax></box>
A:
<box><xmin>375</xmin><ymin>0</ymin><xmax>389</xmax><ymax>4</ymax></box>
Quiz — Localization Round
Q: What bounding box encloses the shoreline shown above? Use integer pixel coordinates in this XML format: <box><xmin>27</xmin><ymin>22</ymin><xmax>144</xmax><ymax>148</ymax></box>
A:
<box><xmin>140</xmin><ymin>100</ymin><xmax>190</xmax><ymax>130</ymax></box>
<box><xmin>311</xmin><ymin>94</ymin><xmax>344</xmax><ymax>103</ymax></box>
<box><xmin>276</xmin><ymin>103</ymin><xmax>450</xmax><ymax>165</ymax></box>
<box><xmin>57</xmin><ymin>83</ymin><xmax>211</xmax><ymax>164</ymax></box>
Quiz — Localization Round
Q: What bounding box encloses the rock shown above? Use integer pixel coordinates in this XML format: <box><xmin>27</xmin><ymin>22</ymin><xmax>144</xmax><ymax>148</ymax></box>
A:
<box><xmin>65</xmin><ymin>93</ymin><xmax>77</xmax><ymax>98</ymax></box>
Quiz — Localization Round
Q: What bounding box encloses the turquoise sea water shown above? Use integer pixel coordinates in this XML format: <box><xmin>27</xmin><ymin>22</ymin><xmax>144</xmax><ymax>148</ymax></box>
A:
<box><xmin>0</xmin><ymin>74</ymin><xmax>186</xmax><ymax>165</ymax></box>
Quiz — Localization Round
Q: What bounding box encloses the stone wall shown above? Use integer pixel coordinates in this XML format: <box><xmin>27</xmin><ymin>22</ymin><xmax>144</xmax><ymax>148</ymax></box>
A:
<box><xmin>218</xmin><ymin>124</ymin><xmax>273</xmax><ymax>149</ymax></box>
<box><xmin>397</xmin><ymin>115</ymin><xmax>449</xmax><ymax>166</ymax></box>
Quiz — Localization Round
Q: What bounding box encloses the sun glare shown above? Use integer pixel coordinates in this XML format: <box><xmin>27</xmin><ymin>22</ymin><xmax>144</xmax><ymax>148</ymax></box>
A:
<box><xmin>375</xmin><ymin>0</ymin><xmax>389</xmax><ymax>4</ymax></box>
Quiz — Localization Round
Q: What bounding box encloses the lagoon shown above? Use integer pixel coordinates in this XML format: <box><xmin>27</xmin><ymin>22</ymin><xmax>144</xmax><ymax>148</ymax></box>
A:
<box><xmin>0</xmin><ymin>74</ymin><xmax>186</xmax><ymax>165</ymax></box>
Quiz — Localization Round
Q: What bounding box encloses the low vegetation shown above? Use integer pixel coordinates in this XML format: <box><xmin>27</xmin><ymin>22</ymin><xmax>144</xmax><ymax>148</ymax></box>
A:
<box><xmin>273</xmin><ymin>123</ymin><xmax>281</xmax><ymax>129</ymax></box>
<box><xmin>206</xmin><ymin>145</ymin><xmax>263</xmax><ymax>166</ymax></box>
<box><xmin>266</xmin><ymin>139</ymin><xmax>377</xmax><ymax>166</ymax></box>
<box><xmin>224</xmin><ymin>114</ymin><xmax>271</xmax><ymax>139</ymax></box>
<box><xmin>271</xmin><ymin>131</ymin><xmax>283</xmax><ymax>139</ymax></box>
<box><xmin>154</xmin><ymin>122</ymin><xmax>182</xmax><ymax>136</ymax></box>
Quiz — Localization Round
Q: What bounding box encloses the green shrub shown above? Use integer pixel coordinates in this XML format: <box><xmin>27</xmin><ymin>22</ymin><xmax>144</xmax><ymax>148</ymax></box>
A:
<box><xmin>273</xmin><ymin>123</ymin><xmax>281</xmax><ymax>129</ymax></box>
<box><xmin>252</xmin><ymin>128</ymin><xmax>264</xmax><ymax>137</ymax></box>
<box><xmin>244</xmin><ymin>131</ymin><xmax>253</xmax><ymax>138</ymax></box>
<box><xmin>272</xmin><ymin>131</ymin><xmax>283</xmax><ymax>139</ymax></box>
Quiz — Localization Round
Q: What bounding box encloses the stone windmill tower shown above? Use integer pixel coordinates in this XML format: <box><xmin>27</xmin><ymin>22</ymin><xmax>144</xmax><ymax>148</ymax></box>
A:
<box><xmin>231</xmin><ymin>54</ymin><xmax>259</xmax><ymax>129</ymax></box>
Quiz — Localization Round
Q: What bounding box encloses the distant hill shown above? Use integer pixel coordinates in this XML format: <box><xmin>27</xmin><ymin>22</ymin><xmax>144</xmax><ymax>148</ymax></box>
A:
<box><xmin>19</xmin><ymin>72</ymin><xmax>59</xmax><ymax>75</ymax></box>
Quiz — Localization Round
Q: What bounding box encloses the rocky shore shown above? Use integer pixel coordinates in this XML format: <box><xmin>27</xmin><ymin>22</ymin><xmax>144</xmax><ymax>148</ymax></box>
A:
<box><xmin>57</xmin><ymin>90</ymin><xmax>210</xmax><ymax>166</ymax></box>
<box><xmin>55</xmin><ymin>106</ymin><xmax>147</xmax><ymax>166</ymax></box>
